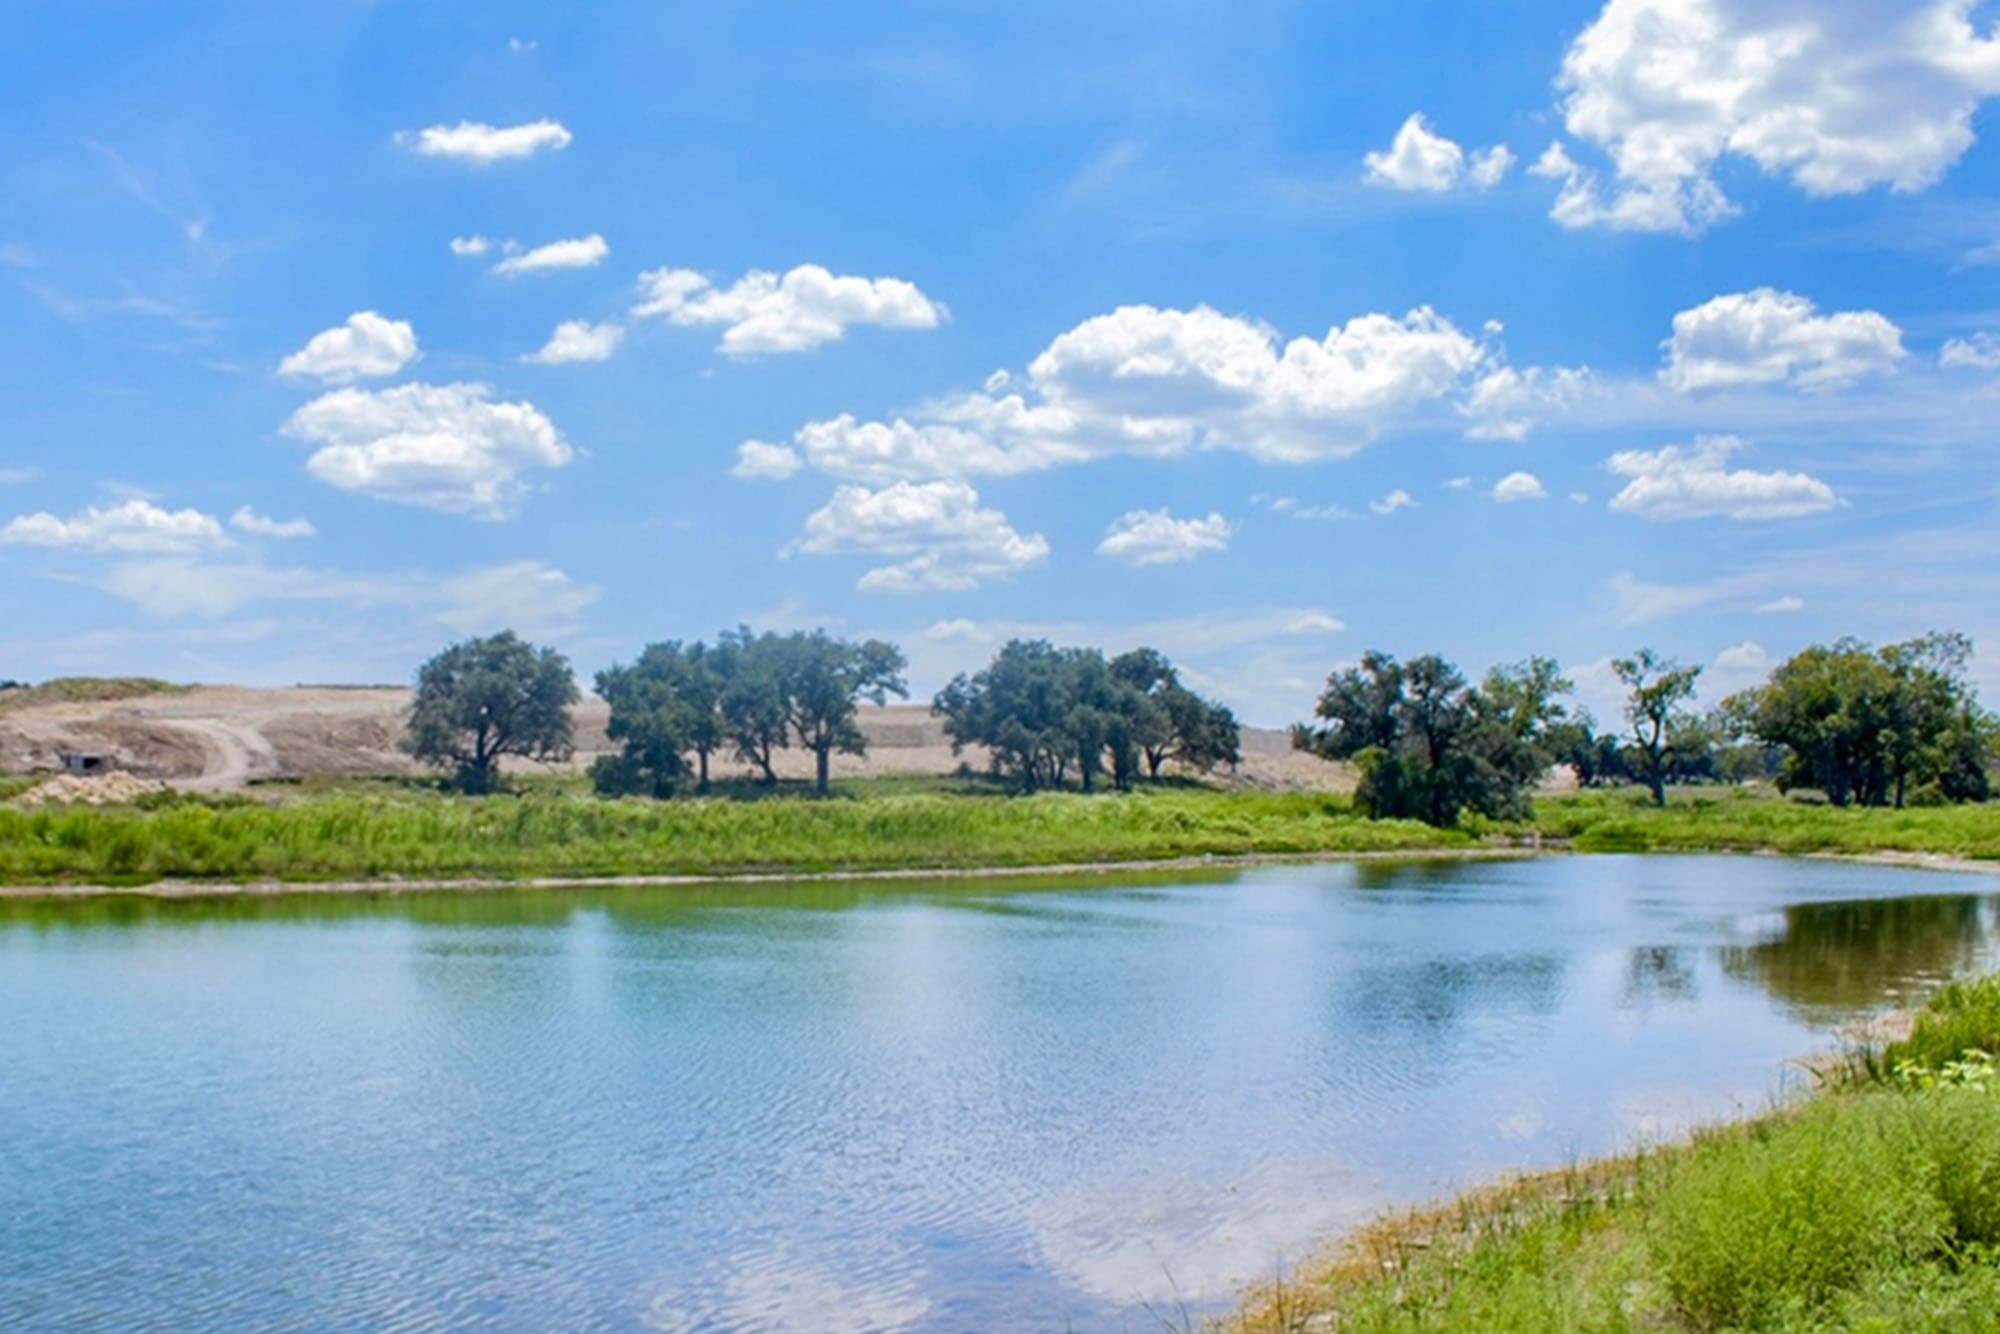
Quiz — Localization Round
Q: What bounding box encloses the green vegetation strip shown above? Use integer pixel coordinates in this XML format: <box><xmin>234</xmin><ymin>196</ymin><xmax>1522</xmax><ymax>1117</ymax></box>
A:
<box><xmin>0</xmin><ymin>788</ymin><xmax>1461</xmax><ymax>886</ymax></box>
<box><xmin>1519</xmin><ymin>788</ymin><xmax>2000</xmax><ymax>860</ymax></box>
<box><xmin>1</xmin><ymin>784</ymin><xmax>1997</xmax><ymax>888</ymax></box>
<box><xmin>1225</xmin><ymin>976</ymin><xmax>2000</xmax><ymax>1333</ymax></box>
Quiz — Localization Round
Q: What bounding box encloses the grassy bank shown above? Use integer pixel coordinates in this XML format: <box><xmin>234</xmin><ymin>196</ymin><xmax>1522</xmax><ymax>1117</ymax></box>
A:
<box><xmin>1226</xmin><ymin>976</ymin><xmax>2000</xmax><ymax>1332</ymax></box>
<box><xmin>0</xmin><ymin>785</ymin><xmax>1465</xmax><ymax>886</ymax></box>
<box><xmin>1521</xmin><ymin>787</ymin><xmax>2000</xmax><ymax>861</ymax></box>
<box><xmin>0</xmin><ymin>779</ymin><xmax>1994</xmax><ymax>888</ymax></box>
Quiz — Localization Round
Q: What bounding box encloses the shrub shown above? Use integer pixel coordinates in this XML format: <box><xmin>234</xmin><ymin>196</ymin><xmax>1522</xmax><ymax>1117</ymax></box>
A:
<box><xmin>1651</xmin><ymin>1098</ymin><xmax>1949</xmax><ymax>1328</ymax></box>
<box><xmin>1888</xmin><ymin>975</ymin><xmax>2000</xmax><ymax>1074</ymax></box>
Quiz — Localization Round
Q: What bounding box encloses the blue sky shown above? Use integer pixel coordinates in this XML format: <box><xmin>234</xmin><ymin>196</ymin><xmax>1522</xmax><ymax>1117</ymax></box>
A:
<box><xmin>4</xmin><ymin>0</ymin><xmax>2000</xmax><ymax>725</ymax></box>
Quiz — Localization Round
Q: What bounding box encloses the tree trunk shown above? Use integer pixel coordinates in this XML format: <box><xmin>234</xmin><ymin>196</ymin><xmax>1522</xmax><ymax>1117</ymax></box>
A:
<box><xmin>697</xmin><ymin>748</ymin><xmax>710</xmax><ymax>794</ymax></box>
<box><xmin>815</xmin><ymin>745</ymin><xmax>830</xmax><ymax>796</ymax></box>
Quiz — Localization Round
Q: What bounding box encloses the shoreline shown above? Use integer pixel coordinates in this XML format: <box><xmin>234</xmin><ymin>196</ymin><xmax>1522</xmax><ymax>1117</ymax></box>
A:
<box><xmin>0</xmin><ymin>845</ymin><xmax>1531</xmax><ymax>901</ymax></box>
<box><xmin>1222</xmin><ymin>1001</ymin><xmax>1928</xmax><ymax>1331</ymax></box>
<box><xmin>2</xmin><ymin>842</ymin><xmax>1996</xmax><ymax>902</ymax></box>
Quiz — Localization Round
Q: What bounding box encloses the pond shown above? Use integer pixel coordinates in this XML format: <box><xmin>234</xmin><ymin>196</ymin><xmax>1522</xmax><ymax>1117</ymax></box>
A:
<box><xmin>4</xmin><ymin>855</ymin><xmax>1998</xmax><ymax>1331</ymax></box>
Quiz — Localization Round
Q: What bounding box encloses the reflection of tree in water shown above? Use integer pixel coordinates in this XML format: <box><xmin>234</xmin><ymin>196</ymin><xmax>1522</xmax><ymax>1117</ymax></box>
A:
<box><xmin>1622</xmin><ymin>946</ymin><xmax>1699</xmax><ymax>1006</ymax></box>
<box><xmin>1720</xmin><ymin>894</ymin><xmax>1998</xmax><ymax>1023</ymax></box>
<box><xmin>1344</xmin><ymin>953</ymin><xmax>1567</xmax><ymax>1034</ymax></box>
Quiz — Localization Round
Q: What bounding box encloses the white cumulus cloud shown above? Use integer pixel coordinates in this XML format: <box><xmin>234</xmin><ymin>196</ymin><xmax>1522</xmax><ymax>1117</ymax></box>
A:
<box><xmin>732</xmin><ymin>441</ymin><xmax>803</xmax><ymax>480</ymax></box>
<box><xmin>1492</xmin><ymin>471</ymin><xmax>1548</xmax><ymax>502</ymax></box>
<box><xmin>491</xmin><ymin>234</ymin><xmax>608</xmax><ymax>277</ymax></box>
<box><xmin>739</xmin><ymin>302</ymin><xmax>1562</xmax><ymax>501</ymax></box>
<box><xmin>281</xmin><ymin>382</ymin><xmax>575</xmax><ymax>518</ymax></box>
<box><xmin>1607</xmin><ymin>434</ymin><xmax>1836</xmax><ymax>520</ymax></box>
<box><xmin>229</xmin><ymin>507</ymin><xmax>315</xmax><ymax>539</ymax></box>
<box><xmin>1661</xmin><ymin>289</ymin><xmax>1904</xmax><ymax>392</ymax></box>
<box><xmin>1941</xmin><ymin>333</ymin><xmax>2000</xmax><ymax>369</ymax></box>
<box><xmin>1546</xmin><ymin>0</ymin><xmax>2000</xmax><ymax>234</ymax></box>
<box><xmin>523</xmin><ymin>319</ymin><xmax>622</xmax><ymax>364</ymax></box>
<box><xmin>1</xmin><ymin>498</ymin><xmax>231</xmax><ymax>553</ymax></box>
<box><xmin>1024</xmin><ymin>303</ymin><xmax>1492</xmax><ymax>462</ymax></box>
<box><xmin>631</xmin><ymin>263</ymin><xmax>948</xmax><ymax>356</ymax></box>
<box><xmin>448</xmin><ymin>235</ymin><xmax>492</xmax><ymax>256</ymax></box>
<box><xmin>1364</xmin><ymin>113</ymin><xmax>1514</xmax><ymax>192</ymax></box>
<box><xmin>1096</xmin><ymin>509</ymin><xmax>1232</xmax><ymax>566</ymax></box>
<box><xmin>276</xmin><ymin>311</ymin><xmax>419</xmax><ymax>384</ymax></box>
<box><xmin>1369</xmin><ymin>489</ymin><xmax>1417</xmax><ymax>515</ymax></box>
<box><xmin>397</xmin><ymin>119</ymin><xmax>573</xmax><ymax>164</ymax></box>
<box><xmin>792</xmin><ymin>479</ymin><xmax>1048</xmax><ymax>592</ymax></box>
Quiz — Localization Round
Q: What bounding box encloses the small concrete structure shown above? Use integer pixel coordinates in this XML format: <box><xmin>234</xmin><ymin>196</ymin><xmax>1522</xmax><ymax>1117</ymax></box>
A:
<box><xmin>58</xmin><ymin>752</ymin><xmax>113</xmax><ymax>776</ymax></box>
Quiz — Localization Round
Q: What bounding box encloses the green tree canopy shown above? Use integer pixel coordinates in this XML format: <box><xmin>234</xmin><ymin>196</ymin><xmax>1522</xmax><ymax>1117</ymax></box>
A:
<box><xmin>715</xmin><ymin>626</ymin><xmax>791</xmax><ymax>785</ymax></box>
<box><xmin>404</xmin><ymin>631</ymin><xmax>577</xmax><ymax>794</ymax></box>
<box><xmin>1613</xmin><ymin>649</ymin><xmax>1703</xmax><ymax>807</ymax></box>
<box><xmin>1726</xmin><ymin>632</ymin><xmax>1992</xmax><ymax>807</ymax></box>
<box><xmin>934</xmin><ymin>641</ymin><xmax>1239</xmax><ymax>792</ymax></box>
<box><xmin>593</xmin><ymin>639</ymin><xmax>726</xmax><ymax>796</ymax></box>
<box><xmin>775</xmin><ymin>630</ymin><xmax>909</xmax><ymax>794</ymax></box>
<box><xmin>1293</xmin><ymin>650</ymin><xmax>1569</xmax><ymax>825</ymax></box>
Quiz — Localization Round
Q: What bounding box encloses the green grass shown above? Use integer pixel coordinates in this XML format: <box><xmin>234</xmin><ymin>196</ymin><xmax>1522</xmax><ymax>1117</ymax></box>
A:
<box><xmin>0</xmin><ymin>785</ymin><xmax>1472</xmax><ymax>886</ymax></box>
<box><xmin>1518</xmin><ymin>786</ymin><xmax>2000</xmax><ymax>861</ymax></box>
<box><xmin>1876</xmin><ymin>974</ymin><xmax>2000</xmax><ymax>1082</ymax></box>
<box><xmin>1227</xmin><ymin>973</ymin><xmax>2000</xmax><ymax>1333</ymax></box>
<box><xmin>3</xmin><ymin>777</ymin><xmax>1993</xmax><ymax>889</ymax></box>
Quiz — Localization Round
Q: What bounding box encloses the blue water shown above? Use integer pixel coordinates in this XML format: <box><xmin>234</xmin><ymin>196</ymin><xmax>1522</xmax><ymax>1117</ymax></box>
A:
<box><xmin>3</xmin><ymin>855</ymin><xmax>1997</xmax><ymax>1331</ymax></box>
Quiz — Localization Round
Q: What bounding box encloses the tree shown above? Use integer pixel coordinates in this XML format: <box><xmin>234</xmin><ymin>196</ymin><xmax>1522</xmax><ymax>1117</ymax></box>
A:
<box><xmin>776</xmin><ymin>630</ymin><xmax>909</xmax><ymax>795</ymax></box>
<box><xmin>716</xmin><ymin>626</ymin><xmax>789</xmax><ymax>785</ymax></box>
<box><xmin>1295</xmin><ymin>650</ymin><xmax>1565</xmax><ymax>825</ymax></box>
<box><xmin>404</xmin><ymin>631</ymin><xmax>577</xmax><ymax>794</ymax></box>
<box><xmin>593</xmin><ymin>640</ymin><xmax>725</xmax><ymax>797</ymax></box>
<box><xmin>935</xmin><ymin>639</ymin><xmax>1072</xmax><ymax>791</ymax></box>
<box><xmin>1111</xmin><ymin>647</ymin><xmax>1242</xmax><ymax>779</ymax></box>
<box><xmin>1475</xmin><ymin>656</ymin><xmax>1574</xmax><ymax>792</ymax></box>
<box><xmin>936</xmin><ymin>641</ymin><xmax>1238</xmax><ymax>792</ymax></box>
<box><xmin>1729</xmin><ymin>632</ymin><xmax>1993</xmax><ymax>807</ymax></box>
<box><xmin>1613</xmin><ymin>649</ymin><xmax>1702</xmax><ymax>807</ymax></box>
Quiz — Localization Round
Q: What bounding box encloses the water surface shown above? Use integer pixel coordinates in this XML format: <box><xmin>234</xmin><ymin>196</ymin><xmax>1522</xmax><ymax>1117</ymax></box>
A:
<box><xmin>4</xmin><ymin>855</ymin><xmax>1998</xmax><ymax>1331</ymax></box>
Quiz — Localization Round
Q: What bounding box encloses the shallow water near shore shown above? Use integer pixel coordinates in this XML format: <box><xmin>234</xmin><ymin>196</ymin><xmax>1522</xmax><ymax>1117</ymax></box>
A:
<box><xmin>5</xmin><ymin>854</ymin><xmax>1999</xmax><ymax>1332</ymax></box>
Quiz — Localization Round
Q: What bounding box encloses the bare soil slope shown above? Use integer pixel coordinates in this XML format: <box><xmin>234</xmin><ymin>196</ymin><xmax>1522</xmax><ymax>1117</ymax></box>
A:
<box><xmin>0</xmin><ymin>686</ymin><xmax>1352</xmax><ymax>792</ymax></box>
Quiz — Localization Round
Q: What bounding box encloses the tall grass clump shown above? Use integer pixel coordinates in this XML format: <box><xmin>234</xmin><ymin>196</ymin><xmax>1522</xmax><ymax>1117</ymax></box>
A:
<box><xmin>1651</xmin><ymin>1098</ymin><xmax>1948</xmax><ymax>1328</ymax></box>
<box><xmin>1883</xmin><ymin>973</ymin><xmax>2000</xmax><ymax>1078</ymax></box>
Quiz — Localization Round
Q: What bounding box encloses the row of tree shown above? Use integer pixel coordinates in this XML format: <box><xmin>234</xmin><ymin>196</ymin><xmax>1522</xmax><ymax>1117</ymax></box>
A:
<box><xmin>932</xmin><ymin>641</ymin><xmax>1240</xmax><ymax>792</ymax></box>
<box><xmin>1292</xmin><ymin>632</ymin><xmax>1996</xmax><ymax>826</ymax></box>
<box><xmin>401</xmin><ymin>628</ymin><xmax>1994</xmax><ymax>816</ymax></box>
<box><xmin>401</xmin><ymin>628</ymin><xmax>1239</xmax><ymax>797</ymax></box>
<box><xmin>592</xmin><ymin>628</ymin><xmax>907</xmax><ymax>797</ymax></box>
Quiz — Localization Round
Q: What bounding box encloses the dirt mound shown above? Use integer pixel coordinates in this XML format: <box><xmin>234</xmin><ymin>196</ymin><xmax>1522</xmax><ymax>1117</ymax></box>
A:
<box><xmin>0</xmin><ymin>687</ymin><xmax>1352</xmax><ymax>793</ymax></box>
<box><xmin>14</xmin><ymin>772</ymin><xmax>168</xmax><ymax>807</ymax></box>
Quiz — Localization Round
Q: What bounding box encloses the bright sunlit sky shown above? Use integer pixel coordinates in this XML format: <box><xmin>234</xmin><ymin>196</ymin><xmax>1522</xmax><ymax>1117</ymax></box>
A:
<box><xmin>4</xmin><ymin>1</ymin><xmax>2000</xmax><ymax>724</ymax></box>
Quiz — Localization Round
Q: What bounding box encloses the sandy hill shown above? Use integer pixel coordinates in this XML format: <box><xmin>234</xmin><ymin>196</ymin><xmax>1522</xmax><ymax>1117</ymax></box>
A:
<box><xmin>0</xmin><ymin>685</ymin><xmax>1348</xmax><ymax>793</ymax></box>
